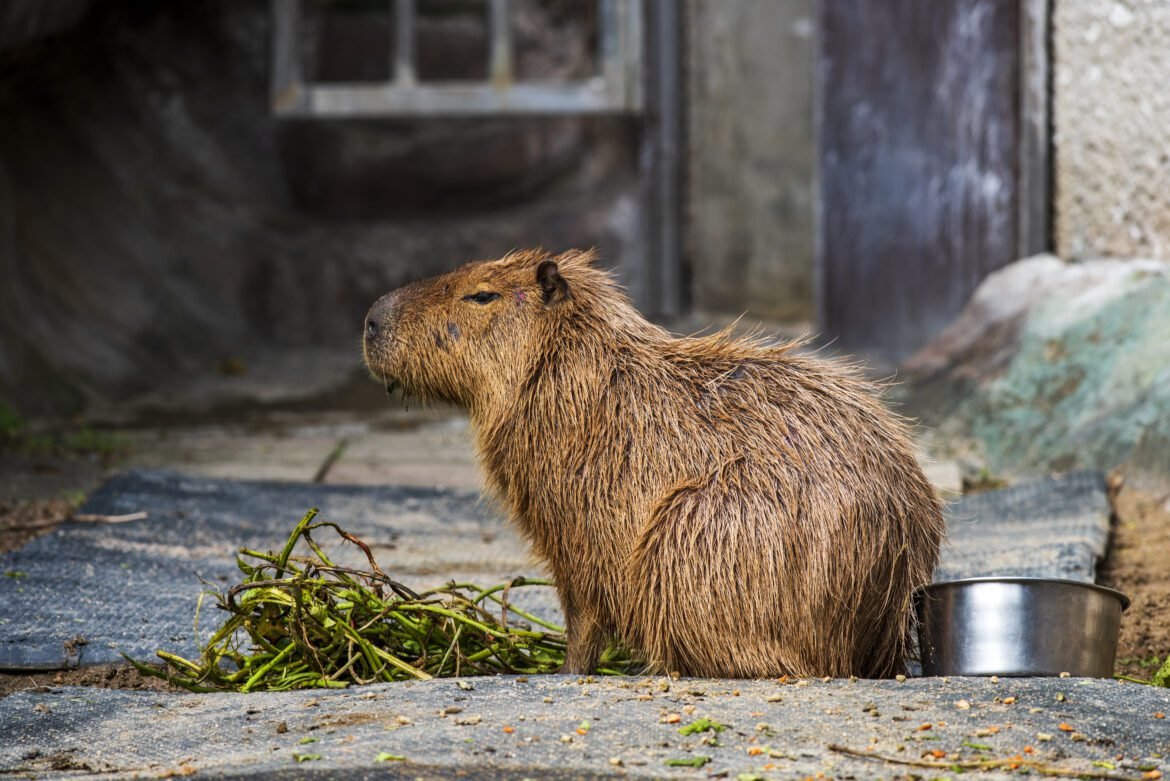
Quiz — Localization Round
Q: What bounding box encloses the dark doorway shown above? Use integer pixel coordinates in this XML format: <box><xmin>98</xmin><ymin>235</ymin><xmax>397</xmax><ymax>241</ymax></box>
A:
<box><xmin>816</xmin><ymin>0</ymin><xmax>1033</xmax><ymax>361</ymax></box>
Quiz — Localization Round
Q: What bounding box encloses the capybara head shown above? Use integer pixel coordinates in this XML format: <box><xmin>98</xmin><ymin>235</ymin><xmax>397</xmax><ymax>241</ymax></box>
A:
<box><xmin>363</xmin><ymin>249</ymin><xmax>590</xmax><ymax>409</ymax></box>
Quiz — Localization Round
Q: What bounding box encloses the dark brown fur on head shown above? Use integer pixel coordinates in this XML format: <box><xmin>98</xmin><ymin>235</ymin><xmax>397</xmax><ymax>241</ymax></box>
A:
<box><xmin>364</xmin><ymin>248</ymin><xmax>945</xmax><ymax>678</ymax></box>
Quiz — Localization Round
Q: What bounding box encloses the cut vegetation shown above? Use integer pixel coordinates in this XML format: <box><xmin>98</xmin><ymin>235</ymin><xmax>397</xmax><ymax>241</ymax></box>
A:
<box><xmin>131</xmin><ymin>509</ymin><xmax>634</xmax><ymax>691</ymax></box>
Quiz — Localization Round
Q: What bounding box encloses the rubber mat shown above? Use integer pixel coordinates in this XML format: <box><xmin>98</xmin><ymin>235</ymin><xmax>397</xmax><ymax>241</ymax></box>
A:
<box><xmin>935</xmin><ymin>470</ymin><xmax>1111</xmax><ymax>583</ymax></box>
<box><xmin>0</xmin><ymin>469</ymin><xmax>1111</xmax><ymax>670</ymax></box>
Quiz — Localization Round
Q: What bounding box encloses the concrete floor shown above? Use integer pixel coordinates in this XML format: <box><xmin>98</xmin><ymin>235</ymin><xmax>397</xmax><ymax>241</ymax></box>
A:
<box><xmin>117</xmin><ymin>406</ymin><xmax>961</xmax><ymax>497</ymax></box>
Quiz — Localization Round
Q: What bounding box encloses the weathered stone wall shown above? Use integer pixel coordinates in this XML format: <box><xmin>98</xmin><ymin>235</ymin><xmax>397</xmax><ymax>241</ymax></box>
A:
<box><xmin>1054</xmin><ymin>1</ymin><xmax>1170</xmax><ymax>260</ymax></box>
<box><xmin>0</xmin><ymin>0</ymin><xmax>641</xmax><ymax>417</ymax></box>
<box><xmin>685</xmin><ymin>0</ymin><xmax>815</xmax><ymax>322</ymax></box>
<box><xmin>0</xmin><ymin>0</ymin><xmax>92</xmax><ymax>50</ymax></box>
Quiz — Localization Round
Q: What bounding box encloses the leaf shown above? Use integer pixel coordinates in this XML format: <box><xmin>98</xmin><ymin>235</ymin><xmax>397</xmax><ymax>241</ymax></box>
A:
<box><xmin>1153</xmin><ymin>653</ymin><xmax>1170</xmax><ymax>687</ymax></box>
<box><xmin>292</xmin><ymin>753</ymin><xmax>321</xmax><ymax>762</ymax></box>
<box><xmin>664</xmin><ymin>756</ymin><xmax>711</xmax><ymax>768</ymax></box>
<box><xmin>678</xmin><ymin>717</ymin><xmax>727</xmax><ymax>736</ymax></box>
<box><xmin>375</xmin><ymin>752</ymin><xmax>406</xmax><ymax>762</ymax></box>
<box><xmin>298</xmin><ymin>737</ymin><xmax>318</xmax><ymax>745</ymax></box>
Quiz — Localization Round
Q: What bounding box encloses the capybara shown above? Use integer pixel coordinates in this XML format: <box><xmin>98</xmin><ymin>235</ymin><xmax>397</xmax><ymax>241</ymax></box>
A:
<box><xmin>363</xmin><ymin>249</ymin><xmax>944</xmax><ymax>678</ymax></box>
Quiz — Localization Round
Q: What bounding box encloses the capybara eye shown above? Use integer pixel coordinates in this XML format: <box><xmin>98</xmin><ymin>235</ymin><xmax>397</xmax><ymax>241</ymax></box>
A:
<box><xmin>463</xmin><ymin>291</ymin><xmax>501</xmax><ymax>305</ymax></box>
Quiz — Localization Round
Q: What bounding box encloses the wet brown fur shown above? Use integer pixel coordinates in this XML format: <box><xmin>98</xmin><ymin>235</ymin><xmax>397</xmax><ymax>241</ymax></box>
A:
<box><xmin>363</xmin><ymin>249</ymin><xmax>945</xmax><ymax>678</ymax></box>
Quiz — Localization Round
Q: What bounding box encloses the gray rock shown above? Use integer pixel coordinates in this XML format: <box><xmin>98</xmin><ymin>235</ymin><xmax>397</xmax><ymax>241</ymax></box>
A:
<box><xmin>904</xmin><ymin>255</ymin><xmax>1170</xmax><ymax>483</ymax></box>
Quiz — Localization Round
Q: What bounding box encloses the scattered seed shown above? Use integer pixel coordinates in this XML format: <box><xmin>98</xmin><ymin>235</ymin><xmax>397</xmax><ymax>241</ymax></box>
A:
<box><xmin>453</xmin><ymin>715</ymin><xmax>481</xmax><ymax>726</ymax></box>
<box><xmin>275</xmin><ymin>722</ymin><xmax>288</xmax><ymax>734</ymax></box>
<box><xmin>456</xmin><ymin>680</ymin><xmax>474</xmax><ymax>691</ymax></box>
<box><xmin>502</xmin><ymin>726</ymin><xmax>514</xmax><ymax>734</ymax></box>
<box><xmin>608</xmin><ymin>757</ymin><xmax>623</xmax><ymax>767</ymax></box>
<box><xmin>766</xmin><ymin>694</ymin><xmax>783</xmax><ymax>703</ymax></box>
<box><xmin>543</xmin><ymin>697</ymin><xmax>554</xmax><ymax>704</ymax></box>
<box><xmin>1002</xmin><ymin>696</ymin><xmax>1016</xmax><ymax>705</ymax></box>
<box><xmin>1058</xmin><ymin>722</ymin><xmax>1075</xmax><ymax>732</ymax></box>
<box><xmin>1037</xmin><ymin>733</ymin><xmax>1054</xmax><ymax>742</ymax></box>
<box><xmin>1156</xmin><ymin>712</ymin><xmax>1166</xmax><ymax>719</ymax></box>
<box><xmin>895</xmin><ymin>674</ymin><xmax>907</xmax><ymax>683</ymax></box>
<box><xmin>663</xmin><ymin>713</ymin><xmax>681</xmax><ymax>724</ymax></box>
<box><xmin>954</xmin><ymin>699</ymin><xmax>971</xmax><ymax>710</ymax></box>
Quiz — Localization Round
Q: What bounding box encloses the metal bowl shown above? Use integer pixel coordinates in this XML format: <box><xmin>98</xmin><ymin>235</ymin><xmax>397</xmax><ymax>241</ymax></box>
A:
<box><xmin>916</xmin><ymin>577</ymin><xmax>1130</xmax><ymax>678</ymax></box>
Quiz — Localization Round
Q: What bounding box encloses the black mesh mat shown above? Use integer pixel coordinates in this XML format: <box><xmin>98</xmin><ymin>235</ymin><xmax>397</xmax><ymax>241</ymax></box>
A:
<box><xmin>0</xmin><ymin>469</ymin><xmax>1111</xmax><ymax>670</ymax></box>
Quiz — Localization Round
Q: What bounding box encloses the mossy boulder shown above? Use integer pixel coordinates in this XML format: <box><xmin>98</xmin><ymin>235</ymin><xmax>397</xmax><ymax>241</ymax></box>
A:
<box><xmin>904</xmin><ymin>255</ymin><xmax>1170</xmax><ymax>482</ymax></box>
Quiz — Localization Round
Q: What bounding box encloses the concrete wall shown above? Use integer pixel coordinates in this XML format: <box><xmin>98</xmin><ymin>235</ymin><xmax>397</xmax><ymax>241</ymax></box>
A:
<box><xmin>1054</xmin><ymin>1</ymin><xmax>1170</xmax><ymax>260</ymax></box>
<box><xmin>0</xmin><ymin>0</ymin><xmax>92</xmax><ymax>50</ymax></box>
<box><xmin>685</xmin><ymin>1</ymin><xmax>815</xmax><ymax>323</ymax></box>
<box><xmin>0</xmin><ymin>1</ymin><xmax>642</xmax><ymax>418</ymax></box>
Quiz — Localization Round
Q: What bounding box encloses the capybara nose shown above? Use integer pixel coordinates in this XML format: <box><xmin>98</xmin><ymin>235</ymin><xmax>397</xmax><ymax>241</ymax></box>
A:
<box><xmin>364</xmin><ymin>294</ymin><xmax>395</xmax><ymax>346</ymax></box>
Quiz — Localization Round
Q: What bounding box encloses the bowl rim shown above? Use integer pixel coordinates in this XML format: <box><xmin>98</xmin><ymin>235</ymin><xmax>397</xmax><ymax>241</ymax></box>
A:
<box><xmin>916</xmin><ymin>576</ymin><xmax>1130</xmax><ymax>611</ymax></box>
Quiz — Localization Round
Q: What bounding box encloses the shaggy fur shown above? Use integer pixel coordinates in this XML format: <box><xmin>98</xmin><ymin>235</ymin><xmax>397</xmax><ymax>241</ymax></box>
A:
<box><xmin>363</xmin><ymin>249</ymin><xmax>945</xmax><ymax>678</ymax></box>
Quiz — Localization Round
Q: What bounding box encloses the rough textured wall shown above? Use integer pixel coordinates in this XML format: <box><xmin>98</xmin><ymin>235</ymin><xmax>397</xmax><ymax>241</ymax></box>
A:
<box><xmin>0</xmin><ymin>0</ymin><xmax>92</xmax><ymax>50</ymax></box>
<box><xmin>0</xmin><ymin>0</ymin><xmax>641</xmax><ymax>417</ymax></box>
<box><xmin>685</xmin><ymin>0</ymin><xmax>815</xmax><ymax>322</ymax></box>
<box><xmin>1054</xmin><ymin>1</ymin><xmax>1170</xmax><ymax>260</ymax></box>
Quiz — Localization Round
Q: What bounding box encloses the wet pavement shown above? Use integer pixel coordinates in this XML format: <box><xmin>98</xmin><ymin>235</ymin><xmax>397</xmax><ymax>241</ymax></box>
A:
<box><xmin>2</xmin><ymin>675</ymin><xmax>1167</xmax><ymax>779</ymax></box>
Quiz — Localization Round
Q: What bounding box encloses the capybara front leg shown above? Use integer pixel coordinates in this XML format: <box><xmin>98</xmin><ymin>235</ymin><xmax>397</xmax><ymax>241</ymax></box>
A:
<box><xmin>562</xmin><ymin>612</ymin><xmax>606</xmax><ymax>674</ymax></box>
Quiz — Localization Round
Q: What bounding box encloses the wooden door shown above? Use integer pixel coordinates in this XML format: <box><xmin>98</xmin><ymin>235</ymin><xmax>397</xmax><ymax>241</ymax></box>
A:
<box><xmin>817</xmin><ymin>0</ymin><xmax>1026</xmax><ymax>361</ymax></box>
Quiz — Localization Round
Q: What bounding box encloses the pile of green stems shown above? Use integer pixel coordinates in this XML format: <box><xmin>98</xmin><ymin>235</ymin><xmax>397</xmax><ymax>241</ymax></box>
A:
<box><xmin>130</xmin><ymin>509</ymin><xmax>631</xmax><ymax>692</ymax></box>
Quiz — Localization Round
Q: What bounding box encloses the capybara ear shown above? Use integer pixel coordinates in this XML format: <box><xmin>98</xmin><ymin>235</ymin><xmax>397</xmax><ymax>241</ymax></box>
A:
<box><xmin>537</xmin><ymin>260</ymin><xmax>571</xmax><ymax>305</ymax></box>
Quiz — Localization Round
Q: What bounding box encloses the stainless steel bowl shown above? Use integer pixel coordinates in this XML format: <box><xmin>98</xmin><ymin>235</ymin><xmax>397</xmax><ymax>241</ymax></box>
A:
<box><xmin>916</xmin><ymin>577</ymin><xmax>1130</xmax><ymax>677</ymax></box>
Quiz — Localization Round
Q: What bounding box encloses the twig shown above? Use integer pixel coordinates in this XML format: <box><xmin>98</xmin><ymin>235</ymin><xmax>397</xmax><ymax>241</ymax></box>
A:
<box><xmin>312</xmin><ymin>439</ymin><xmax>348</xmax><ymax>484</ymax></box>
<box><xmin>827</xmin><ymin>743</ymin><xmax>1142</xmax><ymax>780</ymax></box>
<box><xmin>69</xmin><ymin>511</ymin><xmax>148</xmax><ymax>524</ymax></box>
